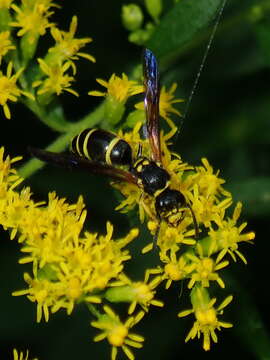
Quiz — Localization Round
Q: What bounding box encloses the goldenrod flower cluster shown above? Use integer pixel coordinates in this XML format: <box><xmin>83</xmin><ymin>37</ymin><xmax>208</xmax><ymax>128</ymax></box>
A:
<box><xmin>110</xmin><ymin>117</ymin><xmax>255</xmax><ymax>352</ymax></box>
<box><xmin>0</xmin><ymin>68</ymin><xmax>254</xmax><ymax>359</ymax></box>
<box><xmin>0</xmin><ymin>2</ymin><xmax>256</xmax><ymax>359</ymax></box>
<box><xmin>0</xmin><ymin>0</ymin><xmax>95</xmax><ymax>120</ymax></box>
<box><xmin>89</xmin><ymin>71</ymin><xmax>255</xmax><ymax>353</ymax></box>
<box><xmin>1</xmin><ymin>85</ymin><xmax>255</xmax><ymax>358</ymax></box>
<box><xmin>0</xmin><ymin>146</ymin><xmax>143</xmax><ymax>359</ymax></box>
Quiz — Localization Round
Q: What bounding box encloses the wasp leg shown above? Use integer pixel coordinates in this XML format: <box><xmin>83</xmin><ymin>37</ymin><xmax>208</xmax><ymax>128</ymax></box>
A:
<box><xmin>138</xmin><ymin>192</ymin><xmax>156</xmax><ymax>223</ymax></box>
<box><xmin>187</xmin><ymin>203</ymin><xmax>199</xmax><ymax>238</ymax></box>
<box><xmin>153</xmin><ymin>222</ymin><xmax>161</xmax><ymax>249</ymax></box>
<box><xmin>136</xmin><ymin>143</ymin><xmax>143</xmax><ymax>159</ymax></box>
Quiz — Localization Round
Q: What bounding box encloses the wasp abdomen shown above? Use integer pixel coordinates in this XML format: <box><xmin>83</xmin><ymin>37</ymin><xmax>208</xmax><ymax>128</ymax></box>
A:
<box><xmin>71</xmin><ymin>128</ymin><xmax>132</xmax><ymax>166</ymax></box>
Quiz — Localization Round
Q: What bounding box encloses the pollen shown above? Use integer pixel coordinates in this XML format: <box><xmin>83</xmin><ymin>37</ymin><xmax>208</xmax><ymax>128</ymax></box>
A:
<box><xmin>164</xmin><ymin>263</ymin><xmax>182</xmax><ymax>281</ymax></box>
<box><xmin>147</xmin><ymin>220</ymin><xmax>158</xmax><ymax>232</ymax></box>
<box><xmin>108</xmin><ymin>324</ymin><xmax>128</xmax><ymax>346</ymax></box>
<box><xmin>133</xmin><ymin>283</ymin><xmax>153</xmax><ymax>303</ymax></box>
<box><xmin>195</xmin><ymin>308</ymin><xmax>217</xmax><ymax>325</ymax></box>
<box><xmin>67</xmin><ymin>277</ymin><xmax>82</xmax><ymax>299</ymax></box>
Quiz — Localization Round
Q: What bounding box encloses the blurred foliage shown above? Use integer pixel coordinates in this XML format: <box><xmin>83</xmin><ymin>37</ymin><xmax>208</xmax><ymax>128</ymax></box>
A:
<box><xmin>1</xmin><ymin>0</ymin><xmax>270</xmax><ymax>359</ymax></box>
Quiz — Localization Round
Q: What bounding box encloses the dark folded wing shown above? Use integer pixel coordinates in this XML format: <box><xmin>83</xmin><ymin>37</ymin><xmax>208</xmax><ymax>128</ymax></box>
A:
<box><xmin>29</xmin><ymin>147</ymin><xmax>137</xmax><ymax>184</ymax></box>
<box><xmin>143</xmin><ymin>48</ymin><xmax>162</xmax><ymax>163</ymax></box>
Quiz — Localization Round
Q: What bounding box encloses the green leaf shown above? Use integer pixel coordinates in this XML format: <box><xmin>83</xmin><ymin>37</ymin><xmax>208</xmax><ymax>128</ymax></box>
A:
<box><xmin>254</xmin><ymin>17</ymin><xmax>270</xmax><ymax>67</ymax></box>
<box><xmin>228</xmin><ymin>177</ymin><xmax>270</xmax><ymax>217</ymax></box>
<box><xmin>224</xmin><ymin>271</ymin><xmax>270</xmax><ymax>360</ymax></box>
<box><xmin>147</xmin><ymin>0</ymin><xmax>223</xmax><ymax>59</ymax></box>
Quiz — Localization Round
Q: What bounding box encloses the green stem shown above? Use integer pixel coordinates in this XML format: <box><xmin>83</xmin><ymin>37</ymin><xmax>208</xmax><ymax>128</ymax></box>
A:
<box><xmin>21</xmin><ymin>98</ymin><xmax>69</xmax><ymax>133</ymax></box>
<box><xmin>19</xmin><ymin>102</ymin><xmax>105</xmax><ymax>178</ymax></box>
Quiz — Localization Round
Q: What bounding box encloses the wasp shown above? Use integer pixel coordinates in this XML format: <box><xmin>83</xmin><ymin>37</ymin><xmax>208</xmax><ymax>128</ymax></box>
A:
<box><xmin>30</xmin><ymin>49</ymin><xmax>198</xmax><ymax>236</ymax></box>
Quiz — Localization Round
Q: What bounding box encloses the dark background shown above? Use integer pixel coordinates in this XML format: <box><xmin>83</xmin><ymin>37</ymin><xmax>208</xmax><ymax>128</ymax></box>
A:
<box><xmin>1</xmin><ymin>0</ymin><xmax>270</xmax><ymax>359</ymax></box>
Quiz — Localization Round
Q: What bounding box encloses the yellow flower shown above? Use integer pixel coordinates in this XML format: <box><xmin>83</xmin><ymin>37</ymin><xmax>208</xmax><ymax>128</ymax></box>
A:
<box><xmin>33</xmin><ymin>58</ymin><xmax>79</xmax><ymax>96</ymax></box>
<box><xmin>186</xmin><ymin>243</ymin><xmax>229</xmax><ymax>289</ymax></box>
<box><xmin>0</xmin><ymin>147</ymin><xmax>26</xmax><ymax>239</ymax></box>
<box><xmin>10</xmin><ymin>0</ymin><xmax>57</xmax><ymax>43</ymax></box>
<box><xmin>0</xmin><ymin>146</ymin><xmax>22</xmax><ymax>182</ymax></box>
<box><xmin>159</xmin><ymin>252</ymin><xmax>193</xmax><ymax>289</ymax></box>
<box><xmin>13</xmin><ymin>349</ymin><xmax>38</xmax><ymax>360</ymax></box>
<box><xmin>184</xmin><ymin>158</ymin><xmax>233</xmax><ymax>227</ymax></box>
<box><xmin>0</xmin><ymin>62</ymin><xmax>34</xmax><ymax>119</ymax></box>
<box><xmin>91</xmin><ymin>305</ymin><xmax>144</xmax><ymax>360</ymax></box>
<box><xmin>13</xmin><ymin>273</ymin><xmax>61</xmax><ymax>322</ymax></box>
<box><xmin>49</xmin><ymin>15</ymin><xmax>95</xmax><ymax>67</ymax></box>
<box><xmin>159</xmin><ymin>83</ymin><xmax>183</xmax><ymax>119</ymax></box>
<box><xmin>187</xmin><ymin>184</ymin><xmax>232</xmax><ymax>228</ymax></box>
<box><xmin>89</xmin><ymin>73</ymin><xmax>143</xmax><ymax>103</ymax></box>
<box><xmin>0</xmin><ymin>31</ymin><xmax>15</xmax><ymax>64</ymax></box>
<box><xmin>178</xmin><ymin>286</ymin><xmax>233</xmax><ymax>351</ymax></box>
<box><xmin>155</xmin><ymin>221</ymin><xmax>196</xmax><ymax>258</ymax></box>
<box><xmin>109</xmin><ymin>272</ymin><xmax>163</xmax><ymax>314</ymax></box>
<box><xmin>194</xmin><ymin>158</ymin><xmax>231</xmax><ymax>198</ymax></box>
<box><xmin>143</xmin><ymin>252</ymin><xmax>194</xmax><ymax>289</ymax></box>
<box><xmin>209</xmin><ymin>202</ymin><xmax>255</xmax><ymax>264</ymax></box>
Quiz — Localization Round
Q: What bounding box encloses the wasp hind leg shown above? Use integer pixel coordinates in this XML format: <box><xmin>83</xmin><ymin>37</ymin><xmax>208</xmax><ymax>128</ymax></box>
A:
<box><xmin>187</xmin><ymin>204</ymin><xmax>199</xmax><ymax>238</ymax></box>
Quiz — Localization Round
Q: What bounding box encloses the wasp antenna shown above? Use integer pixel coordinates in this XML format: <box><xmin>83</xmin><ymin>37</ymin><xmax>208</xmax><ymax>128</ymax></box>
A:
<box><xmin>28</xmin><ymin>146</ymin><xmax>37</xmax><ymax>156</ymax></box>
<box><xmin>187</xmin><ymin>204</ymin><xmax>199</xmax><ymax>238</ymax></box>
<box><xmin>153</xmin><ymin>222</ymin><xmax>161</xmax><ymax>250</ymax></box>
<box><xmin>178</xmin><ymin>278</ymin><xmax>184</xmax><ymax>300</ymax></box>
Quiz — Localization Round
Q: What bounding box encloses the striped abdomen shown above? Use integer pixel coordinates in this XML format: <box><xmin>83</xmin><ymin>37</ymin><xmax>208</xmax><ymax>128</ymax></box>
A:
<box><xmin>70</xmin><ymin>128</ymin><xmax>132</xmax><ymax>166</ymax></box>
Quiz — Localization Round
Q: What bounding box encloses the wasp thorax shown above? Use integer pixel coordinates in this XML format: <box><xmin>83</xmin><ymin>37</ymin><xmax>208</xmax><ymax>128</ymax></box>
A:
<box><xmin>132</xmin><ymin>158</ymin><xmax>170</xmax><ymax>196</ymax></box>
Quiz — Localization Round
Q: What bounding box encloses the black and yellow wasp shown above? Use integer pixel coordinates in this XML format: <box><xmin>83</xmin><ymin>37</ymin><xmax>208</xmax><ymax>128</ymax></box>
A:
<box><xmin>30</xmin><ymin>49</ymin><xmax>198</xmax><ymax>234</ymax></box>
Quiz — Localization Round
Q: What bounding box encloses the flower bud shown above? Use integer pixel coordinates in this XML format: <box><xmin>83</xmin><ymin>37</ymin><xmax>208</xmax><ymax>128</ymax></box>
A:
<box><xmin>121</xmin><ymin>4</ymin><xmax>144</xmax><ymax>31</ymax></box>
<box><xmin>145</xmin><ymin>0</ymin><xmax>163</xmax><ymax>22</ymax></box>
<box><xmin>125</xmin><ymin>109</ymin><xmax>145</xmax><ymax>127</ymax></box>
<box><xmin>20</xmin><ymin>33</ymin><xmax>39</xmax><ymax>65</ymax></box>
<box><xmin>128</xmin><ymin>23</ymin><xmax>155</xmax><ymax>45</ymax></box>
<box><xmin>104</xmin><ymin>95</ymin><xmax>125</xmax><ymax>126</ymax></box>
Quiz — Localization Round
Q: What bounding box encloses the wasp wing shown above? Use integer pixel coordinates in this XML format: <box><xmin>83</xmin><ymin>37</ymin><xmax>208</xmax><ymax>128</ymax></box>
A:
<box><xmin>143</xmin><ymin>48</ymin><xmax>162</xmax><ymax>163</ymax></box>
<box><xmin>29</xmin><ymin>147</ymin><xmax>137</xmax><ymax>184</ymax></box>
